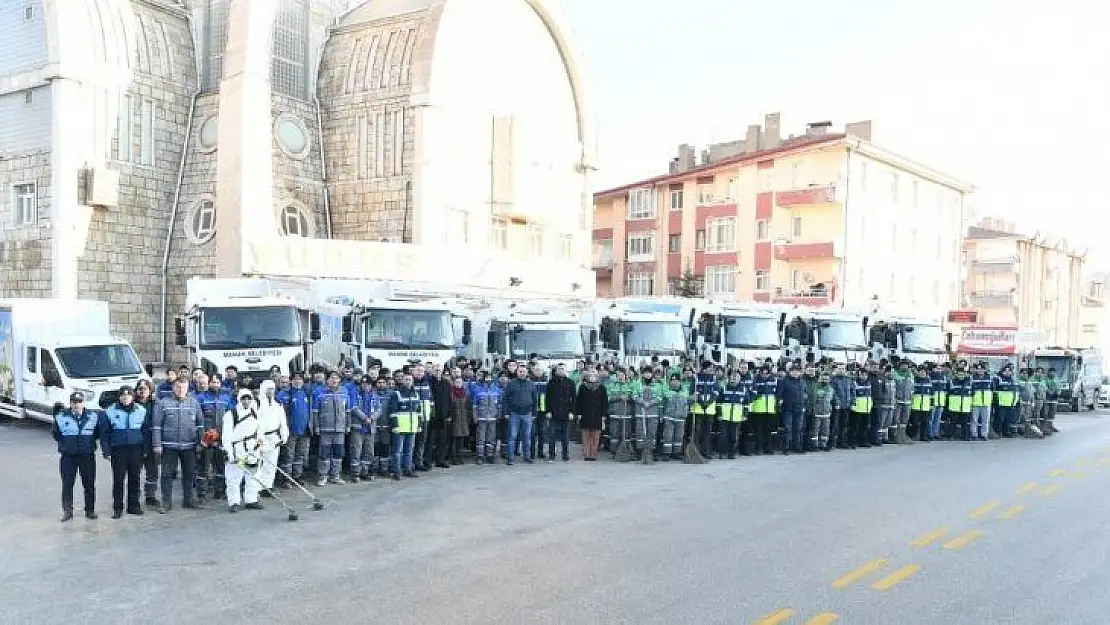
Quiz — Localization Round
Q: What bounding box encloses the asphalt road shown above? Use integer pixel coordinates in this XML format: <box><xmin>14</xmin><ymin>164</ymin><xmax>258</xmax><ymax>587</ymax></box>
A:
<box><xmin>2</xmin><ymin>410</ymin><xmax>1109</xmax><ymax>624</ymax></box>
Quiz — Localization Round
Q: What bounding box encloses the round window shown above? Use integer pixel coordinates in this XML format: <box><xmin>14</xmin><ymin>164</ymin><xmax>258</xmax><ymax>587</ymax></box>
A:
<box><xmin>274</xmin><ymin>115</ymin><xmax>310</xmax><ymax>157</ymax></box>
<box><xmin>186</xmin><ymin>199</ymin><xmax>216</xmax><ymax>244</ymax></box>
<box><xmin>280</xmin><ymin>205</ymin><xmax>311</xmax><ymax>237</ymax></box>
<box><xmin>198</xmin><ymin>116</ymin><xmax>218</xmax><ymax>152</ymax></box>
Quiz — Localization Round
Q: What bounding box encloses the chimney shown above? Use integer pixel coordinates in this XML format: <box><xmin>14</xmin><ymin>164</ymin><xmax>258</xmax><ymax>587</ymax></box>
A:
<box><xmin>845</xmin><ymin>120</ymin><xmax>872</xmax><ymax>141</ymax></box>
<box><xmin>676</xmin><ymin>144</ymin><xmax>695</xmax><ymax>172</ymax></box>
<box><xmin>764</xmin><ymin>113</ymin><xmax>781</xmax><ymax>148</ymax></box>
<box><xmin>806</xmin><ymin>121</ymin><xmax>833</xmax><ymax>136</ymax></box>
<box><xmin>700</xmin><ymin>149</ymin><xmax>711</xmax><ymax>166</ymax></box>
<box><xmin>744</xmin><ymin>124</ymin><xmax>761</xmax><ymax>152</ymax></box>
<box><xmin>668</xmin><ymin>158</ymin><xmax>679</xmax><ymax>174</ymax></box>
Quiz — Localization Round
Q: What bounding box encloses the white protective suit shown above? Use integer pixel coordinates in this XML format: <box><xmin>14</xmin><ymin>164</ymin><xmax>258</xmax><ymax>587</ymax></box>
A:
<box><xmin>222</xmin><ymin>390</ymin><xmax>262</xmax><ymax>506</ymax></box>
<box><xmin>257</xmin><ymin>380</ymin><xmax>289</xmax><ymax>489</ymax></box>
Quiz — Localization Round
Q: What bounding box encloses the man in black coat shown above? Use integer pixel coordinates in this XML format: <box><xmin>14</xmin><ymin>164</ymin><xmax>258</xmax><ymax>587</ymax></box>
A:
<box><xmin>545</xmin><ymin>364</ymin><xmax>577</xmax><ymax>462</ymax></box>
<box><xmin>776</xmin><ymin>364</ymin><xmax>808</xmax><ymax>454</ymax></box>
<box><xmin>428</xmin><ymin>365</ymin><xmax>454</xmax><ymax>469</ymax></box>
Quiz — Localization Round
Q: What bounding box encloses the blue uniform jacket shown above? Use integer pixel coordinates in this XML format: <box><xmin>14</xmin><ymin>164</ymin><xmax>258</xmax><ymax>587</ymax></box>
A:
<box><xmin>197</xmin><ymin>390</ymin><xmax>232</xmax><ymax>430</ymax></box>
<box><xmin>155</xmin><ymin>381</ymin><xmax>175</xmax><ymax>401</ymax></box>
<box><xmin>279</xmin><ymin>386</ymin><xmax>312</xmax><ymax>436</ymax></box>
<box><xmin>354</xmin><ymin>390</ymin><xmax>382</xmax><ymax>434</ymax></box>
<box><xmin>53</xmin><ymin>409</ymin><xmax>104</xmax><ymax>455</ymax></box>
<box><xmin>102</xmin><ymin>403</ymin><xmax>148</xmax><ymax>453</ymax></box>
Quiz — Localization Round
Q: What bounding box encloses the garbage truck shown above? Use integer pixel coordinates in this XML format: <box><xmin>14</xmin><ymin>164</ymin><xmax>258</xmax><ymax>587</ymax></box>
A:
<box><xmin>0</xmin><ymin>299</ymin><xmax>150</xmax><ymax>421</ymax></box>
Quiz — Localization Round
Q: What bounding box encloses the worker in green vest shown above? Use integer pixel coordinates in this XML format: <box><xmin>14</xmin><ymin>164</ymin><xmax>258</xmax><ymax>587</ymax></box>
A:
<box><xmin>606</xmin><ymin>370</ymin><xmax>634</xmax><ymax>458</ymax></box>
<box><xmin>910</xmin><ymin>365</ymin><xmax>934</xmax><ymax>441</ymax></box>
<box><xmin>947</xmin><ymin>368</ymin><xmax>974</xmax><ymax>441</ymax></box>
<box><xmin>717</xmin><ymin>370</ymin><xmax>748</xmax><ymax>459</ymax></box>
<box><xmin>630</xmin><ymin>366</ymin><xmax>665</xmax><ymax>460</ymax></box>
<box><xmin>992</xmin><ymin>364</ymin><xmax>1018</xmax><ymax>437</ymax></box>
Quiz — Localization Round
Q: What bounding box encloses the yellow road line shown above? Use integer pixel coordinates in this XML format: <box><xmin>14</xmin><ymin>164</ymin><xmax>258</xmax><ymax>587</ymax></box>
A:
<box><xmin>997</xmin><ymin>504</ymin><xmax>1027</xmax><ymax>520</ymax></box>
<box><xmin>909</xmin><ymin>528</ymin><xmax>948</xmax><ymax>549</ymax></box>
<box><xmin>1065</xmin><ymin>471</ymin><xmax>1089</xmax><ymax>480</ymax></box>
<box><xmin>754</xmin><ymin>608</ymin><xmax>795</xmax><ymax>625</ymax></box>
<box><xmin>969</xmin><ymin>500</ymin><xmax>1003</xmax><ymax>519</ymax></box>
<box><xmin>1015</xmin><ymin>481</ymin><xmax>1040</xmax><ymax>495</ymax></box>
<box><xmin>831</xmin><ymin>558</ymin><xmax>888</xmax><ymax>589</ymax></box>
<box><xmin>1041</xmin><ymin>484</ymin><xmax>1062</xmax><ymax>497</ymax></box>
<box><xmin>943</xmin><ymin>529</ymin><xmax>984</xmax><ymax>551</ymax></box>
<box><xmin>805</xmin><ymin>613</ymin><xmax>839</xmax><ymax>625</ymax></box>
<box><xmin>871</xmin><ymin>564</ymin><xmax>922</xmax><ymax>591</ymax></box>
<box><xmin>1049</xmin><ymin>468</ymin><xmax>1068</xmax><ymax>477</ymax></box>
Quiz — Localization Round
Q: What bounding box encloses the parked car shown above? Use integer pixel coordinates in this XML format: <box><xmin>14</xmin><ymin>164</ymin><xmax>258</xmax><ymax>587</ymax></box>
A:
<box><xmin>1099</xmin><ymin>376</ymin><xmax>1110</xmax><ymax>408</ymax></box>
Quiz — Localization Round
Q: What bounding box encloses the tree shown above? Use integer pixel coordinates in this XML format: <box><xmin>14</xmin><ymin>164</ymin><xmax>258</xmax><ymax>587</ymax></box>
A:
<box><xmin>678</xmin><ymin>270</ymin><xmax>702</xmax><ymax>298</ymax></box>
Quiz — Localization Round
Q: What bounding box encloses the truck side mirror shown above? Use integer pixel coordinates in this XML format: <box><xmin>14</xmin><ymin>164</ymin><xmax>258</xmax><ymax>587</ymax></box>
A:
<box><xmin>341</xmin><ymin>315</ymin><xmax>353</xmax><ymax>343</ymax></box>
<box><xmin>588</xmin><ymin>329</ymin><xmax>598</xmax><ymax>352</ymax></box>
<box><xmin>309</xmin><ymin>313</ymin><xmax>321</xmax><ymax>341</ymax></box>
<box><xmin>945</xmin><ymin>332</ymin><xmax>953</xmax><ymax>352</ymax></box>
<box><xmin>486</xmin><ymin>330</ymin><xmax>498</xmax><ymax>354</ymax></box>
<box><xmin>462</xmin><ymin>319</ymin><xmax>473</xmax><ymax>346</ymax></box>
<box><xmin>173</xmin><ymin>316</ymin><xmax>187</xmax><ymax>346</ymax></box>
<box><xmin>144</xmin><ymin>363</ymin><xmax>154</xmax><ymax>377</ymax></box>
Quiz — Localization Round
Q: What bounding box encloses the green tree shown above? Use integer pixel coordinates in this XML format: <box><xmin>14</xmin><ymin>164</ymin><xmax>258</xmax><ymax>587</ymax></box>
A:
<box><xmin>678</xmin><ymin>270</ymin><xmax>702</xmax><ymax>298</ymax></box>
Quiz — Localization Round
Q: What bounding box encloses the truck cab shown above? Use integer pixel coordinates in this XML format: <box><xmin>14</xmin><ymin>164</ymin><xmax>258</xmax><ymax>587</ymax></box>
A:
<box><xmin>869</xmin><ymin>317</ymin><xmax>951</xmax><ymax>365</ymax></box>
<box><xmin>584</xmin><ymin>301</ymin><xmax>688</xmax><ymax>367</ymax></box>
<box><xmin>779</xmin><ymin>309</ymin><xmax>870</xmax><ymax>365</ymax></box>
<box><xmin>175</xmin><ymin>278</ymin><xmax>320</xmax><ymax>386</ymax></box>
<box><xmin>467</xmin><ymin>302</ymin><xmax>584</xmax><ymax>372</ymax></box>
<box><xmin>691</xmin><ymin>302</ymin><xmax>785</xmax><ymax>368</ymax></box>
<box><xmin>317</xmin><ymin>298</ymin><xmax>463</xmax><ymax>372</ymax></box>
<box><xmin>1030</xmin><ymin>347</ymin><xmax>1102</xmax><ymax>411</ymax></box>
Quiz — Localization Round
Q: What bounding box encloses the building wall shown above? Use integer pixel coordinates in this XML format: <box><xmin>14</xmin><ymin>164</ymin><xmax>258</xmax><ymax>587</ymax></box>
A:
<box><xmin>0</xmin><ymin>149</ymin><xmax>52</xmax><ymax>298</ymax></box>
<box><xmin>0</xmin><ymin>0</ymin><xmax>49</xmax><ymax>76</ymax></box>
<box><xmin>0</xmin><ymin>86</ymin><xmax>52</xmax><ymax>152</ymax></box>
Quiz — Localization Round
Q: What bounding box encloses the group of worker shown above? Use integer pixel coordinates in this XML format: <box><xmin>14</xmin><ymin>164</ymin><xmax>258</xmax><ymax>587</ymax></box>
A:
<box><xmin>50</xmin><ymin>355</ymin><xmax>1063</xmax><ymax>522</ymax></box>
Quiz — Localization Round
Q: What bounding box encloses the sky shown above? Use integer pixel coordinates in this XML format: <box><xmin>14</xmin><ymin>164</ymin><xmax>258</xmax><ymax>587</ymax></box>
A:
<box><xmin>558</xmin><ymin>0</ymin><xmax>1110</xmax><ymax>267</ymax></box>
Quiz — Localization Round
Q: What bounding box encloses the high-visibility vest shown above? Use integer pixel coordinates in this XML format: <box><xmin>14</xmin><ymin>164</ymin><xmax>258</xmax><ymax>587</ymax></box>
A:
<box><xmin>994</xmin><ymin>376</ymin><xmax>1017</xmax><ymax>407</ymax></box>
<box><xmin>717</xmin><ymin>385</ymin><xmax>746</xmax><ymax>422</ymax></box>
<box><xmin>947</xmin><ymin>378</ymin><xmax>973</xmax><ymax>413</ymax></box>
<box><xmin>930</xmin><ymin>373</ymin><xmax>948</xmax><ymax>406</ymax></box>
<box><xmin>749</xmin><ymin>377</ymin><xmax>777</xmax><ymax>414</ymax></box>
<box><xmin>911</xmin><ymin>378</ymin><xmax>933</xmax><ymax>411</ymax></box>
<box><xmin>851</xmin><ymin>381</ymin><xmax>873</xmax><ymax>414</ymax></box>
<box><xmin>391</xmin><ymin>391</ymin><xmax>422</xmax><ymax>434</ymax></box>
<box><xmin>970</xmin><ymin>374</ymin><xmax>993</xmax><ymax>407</ymax></box>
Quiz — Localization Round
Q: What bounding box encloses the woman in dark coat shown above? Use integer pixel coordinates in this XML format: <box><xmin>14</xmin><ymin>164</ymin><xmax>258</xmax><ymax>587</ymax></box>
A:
<box><xmin>574</xmin><ymin>371</ymin><xmax>608</xmax><ymax>461</ymax></box>
<box><xmin>448</xmin><ymin>377</ymin><xmax>470</xmax><ymax>465</ymax></box>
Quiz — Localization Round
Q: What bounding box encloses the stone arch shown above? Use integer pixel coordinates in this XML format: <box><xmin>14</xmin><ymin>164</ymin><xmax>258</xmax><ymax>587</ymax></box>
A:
<box><xmin>41</xmin><ymin>0</ymin><xmax>137</xmax><ymax>79</ymax></box>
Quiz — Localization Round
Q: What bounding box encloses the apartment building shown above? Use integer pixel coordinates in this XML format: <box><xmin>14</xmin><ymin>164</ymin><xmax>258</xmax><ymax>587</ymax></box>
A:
<box><xmin>961</xmin><ymin>218</ymin><xmax>1087</xmax><ymax>346</ymax></box>
<box><xmin>592</xmin><ymin>114</ymin><xmax>973</xmax><ymax>319</ymax></box>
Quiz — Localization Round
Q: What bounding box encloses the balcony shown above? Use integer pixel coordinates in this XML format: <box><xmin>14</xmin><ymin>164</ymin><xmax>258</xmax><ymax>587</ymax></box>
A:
<box><xmin>775</xmin><ymin>183</ymin><xmax>837</xmax><ymax>207</ymax></box>
<box><xmin>970</xmin><ymin>256</ymin><xmax>1018</xmax><ymax>275</ymax></box>
<box><xmin>592</xmin><ymin>252</ymin><xmax>614</xmax><ymax>277</ymax></box>
<box><xmin>773</xmin><ymin>239</ymin><xmax>840</xmax><ymax>261</ymax></box>
<box><xmin>968</xmin><ymin>289</ymin><xmax>1017</xmax><ymax>307</ymax></box>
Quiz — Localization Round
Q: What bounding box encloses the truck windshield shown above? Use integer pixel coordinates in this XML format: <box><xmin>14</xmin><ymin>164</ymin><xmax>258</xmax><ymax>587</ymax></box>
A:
<box><xmin>1032</xmin><ymin>356</ymin><xmax>1074</xmax><ymax>380</ymax></box>
<box><xmin>724</xmin><ymin>316</ymin><xmax>781</xmax><ymax>349</ymax></box>
<box><xmin>55</xmin><ymin>345</ymin><xmax>143</xmax><ymax>378</ymax></box>
<box><xmin>625</xmin><ymin>321</ymin><xmax>686</xmax><ymax>356</ymax></box>
<box><xmin>362</xmin><ymin>309</ymin><xmax>454</xmax><ymax>349</ymax></box>
<box><xmin>201</xmin><ymin>306</ymin><xmax>302</xmax><ymax>349</ymax></box>
<box><xmin>817</xmin><ymin>319</ymin><xmax>867</xmax><ymax>350</ymax></box>
<box><xmin>901</xmin><ymin>324</ymin><xmax>946</xmax><ymax>353</ymax></box>
<box><xmin>510</xmin><ymin>323</ymin><xmax>584</xmax><ymax>359</ymax></box>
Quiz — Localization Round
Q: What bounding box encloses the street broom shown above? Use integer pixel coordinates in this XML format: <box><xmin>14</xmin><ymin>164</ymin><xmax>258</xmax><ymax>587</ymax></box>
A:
<box><xmin>684</xmin><ymin>411</ymin><xmax>707</xmax><ymax>464</ymax></box>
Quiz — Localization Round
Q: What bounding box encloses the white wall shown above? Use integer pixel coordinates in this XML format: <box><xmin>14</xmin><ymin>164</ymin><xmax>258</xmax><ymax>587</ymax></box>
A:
<box><xmin>0</xmin><ymin>0</ymin><xmax>49</xmax><ymax>76</ymax></box>
<box><xmin>418</xmin><ymin>0</ymin><xmax>585</xmax><ymax>262</ymax></box>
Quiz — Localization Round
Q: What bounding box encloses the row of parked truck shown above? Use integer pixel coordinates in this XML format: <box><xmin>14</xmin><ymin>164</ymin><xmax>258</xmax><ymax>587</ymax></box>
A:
<box><xmin>2</xmin><ymin>276</ymin><xmax>1100</xmax><ymax>423</ymax></box>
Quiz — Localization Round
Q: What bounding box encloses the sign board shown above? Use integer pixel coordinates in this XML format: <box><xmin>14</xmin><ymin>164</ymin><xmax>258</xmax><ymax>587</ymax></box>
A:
<box><xmin>947</xmin><ymin>310</ymin><xmax>979</xmax><ymax>324</ymax></box>
<box><xmin>957</xmin><ymin>325</ymin><xmax>1018</xmax><ymax>355</ymax></box>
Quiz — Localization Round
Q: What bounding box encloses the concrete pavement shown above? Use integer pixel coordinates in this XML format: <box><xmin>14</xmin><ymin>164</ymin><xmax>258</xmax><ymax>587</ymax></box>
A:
<box><xmin>1</xmin><ymin>411</ymin><xmax>1108</xmax><ymax>624</ymax></box>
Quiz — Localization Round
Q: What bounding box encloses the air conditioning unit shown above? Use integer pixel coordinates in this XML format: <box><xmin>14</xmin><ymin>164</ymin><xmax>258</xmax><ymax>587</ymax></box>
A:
<box><xmin>85</xmin><ymin>167</ymin><xmax>120</xmax><ymax>208</ymax></box>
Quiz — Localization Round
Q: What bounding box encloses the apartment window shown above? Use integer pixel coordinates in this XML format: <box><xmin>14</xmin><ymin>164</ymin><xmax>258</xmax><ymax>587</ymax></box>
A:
<box><xmin>557</xmin><ymin>234</ymin><xmax>572</xmax><ymax>260</ymax></box>
<box><xmin>706</xmin><ymin>218</ymin><xmax>736</xmax><ymax>252</ymax></box>
<box><xmin>280</xmin><ymin>205</ymin><xmax>310</xmax><ymax>237</ymax></box>
<box><xmin>757</xmin><ymin>167</ymin><xmax>773</xmax><ymax>191</ymax></box>
<box><xmin>24</xmin><ymin>4</ymin><xmax>33</xmax><ymax>21</ymax></box>
<box><xmin>391</xmin><ymin>109</ymin><xmax>405</xmax><ymax>175</ymax></box>
<box><xmin>756</xmin><ymin>219</ymin><xmax>769</xmax><ymax>242</ymax></box>
<box><xmin>668</xmin><ymin>234</ymin><xmax>681</xmax><ymax>254</ymax></box>
<box><xmin>694</xmin><ymin>229</ymin><xmax>706</xmax><ymax>251</ymax></box>
<box><xmin>755</xmin><ymin>270</ymin><xmax>769</xmax><ymax>291</ymax></box>
<box><xmin>697</xmin><ymin>182</ymin><xmax>715</xmax><ymax>205</ymax></box>
<box><xmin>139</xmin><ymin>99</ymin><xmax>155</xmax><ymax>166</ymax></box>
<box><xmin>490</xmin><ymin>217</ymin><xmax>508</xmax><ymax>250</ymax></box>
<box><xmin>627</xmin><ymin>233</ymin><xmax>654</xmax><ymax>260</ymax></box>
<box><xmin>889</xmin><ymin>172</ymin><xmax>899</xmax><ymax>201</ymax></box>
<box><xmin>669</xmin><ymin>188</ymin><xmax>684</xmax><ymax>211</ymax></box>
<box><xmin>116</xmin><ymin>94</ymin><xmax>132</xmax><ymax>162</ymax></box>
<box><xmin>627</xmin><ymin>188</ymin><xmax>656</xmax><ymax>219</ymax></box>
<box><xmin>11</xmin><ymin>183</ymin><xmax>37</xmax><ymax>225</ymax></box>
<box><xmin>726</xmin><ymin>177</ymin><xmax>738</xmax><ymax>200</ymax></box>
<box><xmin>627</xmin><ymin>273</ymin><xmax>655</xmax><ymax>297</ymax></box>
<box><xmin>706</xmin><ymin>265</ymin><xmax>737</xmax><ymax>296</ymax></box>
<box><xmin>791</xmin><ymin>216</ymin><xmax>802</xmax><ymax>239</ymax></box>
<box><xmin>593</xmin><ymin>238</ymin><xmax>613</xmax><ymax>266</ymax></box>
<box><xmin>791</xmin><ymin>269</ymin><xmax>803</xmax><ymax>291</ymax></box>
<box><xmin>528</xmin><ymin>225</ymin><xmax>544</xmax><ymax>256</ymax></box>
<box><xmin>271</xmin><ymin>0</ymin><xmax>309</xmax><ymax>99</ymax></box>
<box><xmin>910</xmin><ymin>180</ymin><xmax>919</xmax><ymax>207</ymax></box>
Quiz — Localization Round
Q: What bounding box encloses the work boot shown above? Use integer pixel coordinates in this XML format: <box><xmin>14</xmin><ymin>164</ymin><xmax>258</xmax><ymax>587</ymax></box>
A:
<box><xmin>228</xmin><ymin>504</ymin><xmax>240</xmax><ymax>514</ymax></box>
<box><xmin>127</xmin><ymin>507</ymin><xmax>144</xmax><ymax>516</ymax></box>
<box><xmin>244</xmin><ymin>502</ymin><xmax>264</xmax><ymax>510</ymax></box>
<box><xmin>158</xmin><ymin>503</ymin><xmax>171</xmax><ymax>514</ymax></box>
<box><xmin>392</xmin><ymin>472</ymin><xmax>401</xmax><ymax>481</ymax></box>
<box><xmin>350</xmin><ymin>475</ymin><xmax>361</xmax><ymax>484</ymax></box>
<box><xmin>111</xmin><ymin>510</ymin><xmax>123</xmax><ymax>520</ymax></box>
<box><xmin>85</xmin><ymin>511</ymin><xmax>98</xmax><ymax>520</ymax></box>
<box><xmin>61</xmin><ymin>510</ymin><xmax>73</xmax><ymax>523</ymax></box>
<box><xmin>145</xmin><ymin>496</ymin><xmax>160</xmax><ymax>507</ymax></box>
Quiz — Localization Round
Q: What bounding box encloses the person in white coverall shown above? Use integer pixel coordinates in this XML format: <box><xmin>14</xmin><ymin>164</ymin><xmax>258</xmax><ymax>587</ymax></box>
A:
<box><xmin>257</xmin><ymin>380</ymin><xmax>289</xmax><ymax>491</ymax></box>
<box><xmin>222</xmin><ymin>389</ymin><xmax>263</xmax><ymax>513</ymax></box>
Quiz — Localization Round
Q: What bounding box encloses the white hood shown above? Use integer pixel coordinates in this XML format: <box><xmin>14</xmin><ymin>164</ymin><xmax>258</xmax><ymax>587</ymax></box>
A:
<box><xmin>236</xmin><ymin>389</ymin><xmax>257</xmax><ymax>414</ymax></box>
<box><xmin>259</xmin><ymin>380</ymin><xmax>279</xmax><ymax>408</ymax></box>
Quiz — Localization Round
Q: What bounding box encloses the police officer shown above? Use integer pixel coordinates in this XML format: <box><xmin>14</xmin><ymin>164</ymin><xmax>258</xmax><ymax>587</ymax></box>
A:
<box><xmin>54</xmin><ymin>393</ymin><xmax>104</xmax><ymax>522</ymax></box>
<box><xmin>749</xmin><ymin>365</ymin><xmax>778</xmax><ymax>455</ymax></box>
<box><xmin>717</xmin><ymin>370</ymin><xmax>747</xmax><ymax>459</ymax></box>
<box><xmin>993</xmin><ymin>364</ymin><xmax>1018</xmax><ymax>437</ymax></box>
<box><xmin>102</xmin><ymin>386</ymin><xmax>148</xmax><ymax>518</ymax></box>
<box><xmin>692</xmin><ymin>361</ymin><xmax>719</xmax><ymax>458</ymax></box>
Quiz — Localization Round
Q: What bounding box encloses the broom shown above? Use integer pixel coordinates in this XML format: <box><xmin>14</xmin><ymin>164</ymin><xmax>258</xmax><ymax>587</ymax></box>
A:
<box><xmin>684</xmin><ymin>394</ymin><xmax>709</xmax><ymax>464</ymax></box>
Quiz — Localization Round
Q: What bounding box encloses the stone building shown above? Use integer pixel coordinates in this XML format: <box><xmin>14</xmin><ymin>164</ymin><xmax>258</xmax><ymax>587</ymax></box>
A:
<box><xmin>0</xmin><ymin>0</ymin><xmax>596</xmax><ymax>364</ymax></box>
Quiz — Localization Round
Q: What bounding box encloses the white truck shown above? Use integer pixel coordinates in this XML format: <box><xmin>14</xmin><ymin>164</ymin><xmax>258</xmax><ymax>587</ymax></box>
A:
<box><xmin>314</xmin><ymin>281</ymin><xmax>464</xmax><ymax>372</ymax></box>
<box><xmin>0</xmin><ymin>299</ymin><xmax>149</xmax><ymax>422</ymax></box>
<box><xmin>582</xmin><ymin>300</ymin><xmax>689</xmax><ymax>367</ymax></box>
<box><xmin>868</xmin><ymin>315</ymin><xmax>951</xmax><ymax>365</ymax></box>
<box><xmin>690</xmin><ymin>301</ymin><xmax>786</xmax><ymax>368</ymax></box>
<box><xmin>174</xmin><ymin>278</ymin><xmax>322</xmax><ymax>385</ymax></box>
<box><xmin>460</xmin><ymin>300</ymin><xmax>586</xmax><ymax>371</ymax></box>
<box><xmin>779</xmin><ymin>307</ymin><xmax>871</xmax><ymax>365</ymax></box>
